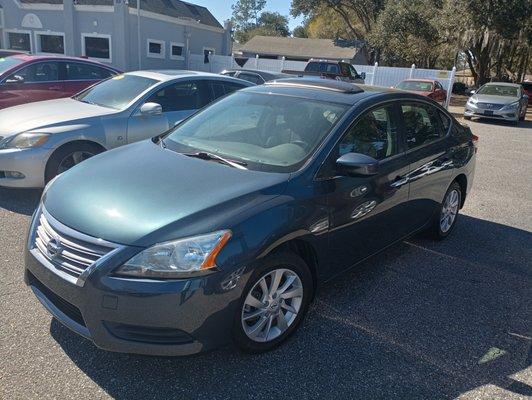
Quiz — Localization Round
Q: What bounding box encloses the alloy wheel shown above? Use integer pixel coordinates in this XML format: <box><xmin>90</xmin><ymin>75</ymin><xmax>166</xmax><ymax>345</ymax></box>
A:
<box><xmin>241</xmin><ymin>268</ymin><xmax>303</xmax><ymax>343</ymax></box>
<box><xmin>57</xmin><ymin>151</ymin><xmax>95</xmax><ymax>174</ymax></box>
<box><xmin>440</xmin><ymin>189</ymin><xmax>460</xmax><ymax>233</ymax></box>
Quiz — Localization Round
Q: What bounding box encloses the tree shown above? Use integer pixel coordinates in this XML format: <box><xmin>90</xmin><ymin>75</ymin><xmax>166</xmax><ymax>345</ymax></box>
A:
<box><xmin>231</xmin><ymin>0</ymin><xmax>266</xmax><ymax>42</ymax></box>
<box><xmin>233</xmin><ymin>11</ymin><xmax>291</xmax><ymax>43</ymax></box>
<box><xmin>293</xmin><ymin>25</ymin><xmax>309</xmax><ymax>38</ymax></box>
<box><xmin>369</xmin><ymin>0</ymin><xmax>445</xmax><ymax>68</ymax></box>
<box><xmin>443</xmin><ymin>0</ymin><xmax>531</xmax><ymax>85</ymax></box>
<box><xmin>290</xmin><ymin>0</ymin><xmax>386</xmax><ymax>61</ymax></box>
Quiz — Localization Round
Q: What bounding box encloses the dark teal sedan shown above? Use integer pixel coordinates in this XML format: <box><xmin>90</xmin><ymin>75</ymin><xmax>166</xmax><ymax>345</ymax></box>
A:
<box><xmin>25</xmin><ymin>79</ymin><xmax>477</xmax><ymax>355</ymax></box>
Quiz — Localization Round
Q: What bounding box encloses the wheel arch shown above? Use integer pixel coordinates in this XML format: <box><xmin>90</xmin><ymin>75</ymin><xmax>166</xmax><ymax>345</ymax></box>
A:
<box><xmin>453</xmin><ymin>173</ymin><xmax>467</xmax><ymax>208</ymax></box>
<box><xmin>44</xmin><ymin>139</ymin><xmax>107</xmax><ymax>182</ymax></box>
<box><xmin>266</xmin><ymin>237</ymin><xmax>320</xmax><ymax>300</ymax></box>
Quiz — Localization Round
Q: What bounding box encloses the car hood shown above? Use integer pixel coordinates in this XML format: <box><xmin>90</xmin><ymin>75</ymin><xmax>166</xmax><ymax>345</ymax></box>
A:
<box><xmin>471</xmin><ymin>94</ymin><xmax>518</xmax><ymax>105</ymax></box>
<box><xmin>0</xmin><ymin>98</ymin><xmax>117</xmax><ymax>138</ymax></box>
<box><xmin>43</xmin><ymin>140</ymin><xmax>289</xmax><ymax>246</ymax></box>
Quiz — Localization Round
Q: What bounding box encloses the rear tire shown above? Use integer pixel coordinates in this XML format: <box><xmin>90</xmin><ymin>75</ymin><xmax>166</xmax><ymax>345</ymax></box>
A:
<box><xmin>430</xmin><ymin>181</ymin><xmax>462</xmax><ymax>240</ymax></box>
<box><xmin>45</xmin><ymin>142</ymin><xmax>102</xmax><ymax>183</ymax></box>
<box><xmin>232</xmin><ymin>252</ymin><xmax>313</xmax><ymax>354</ymax></box>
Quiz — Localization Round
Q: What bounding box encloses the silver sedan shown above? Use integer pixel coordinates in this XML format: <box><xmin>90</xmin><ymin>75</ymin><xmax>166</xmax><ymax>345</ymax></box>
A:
<box><xmin>0</xmin><ymin>71</ymin><xmax>252</xmax><ymax>188</ymax></box>
<box><xmin>464</xmin><ymin>82</ymin><xmax>528</xmax><ymax>124</ymax></box>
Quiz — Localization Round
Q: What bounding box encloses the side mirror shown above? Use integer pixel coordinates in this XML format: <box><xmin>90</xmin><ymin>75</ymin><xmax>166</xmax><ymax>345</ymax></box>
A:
<box><xmin>468</xmin><ymin>89</ymin><xmax>476</xmax><ymax>96</ymax></box>
<box><xmin>140</xmin><ymin>102</ymin><xmax>162</xmax><ymax>116</ymax></box>
<box><xmin>523</xmin><ymin>94</ymin><xmax>529</xmax><ymax>101</ymax></box>
<box><xmin>359</xmin><ymin>72</ymin><xmax>366</xmax><ymax>80</ymax></box>
<box><xmin>5</xmin><ymin>75</ymin><xmax>24</xmax><ymax>84</ymax></box>
<box><xmin>336</xmin><ymin>152</ymin><xmax>379</xmax><ymax>177</ymax></box>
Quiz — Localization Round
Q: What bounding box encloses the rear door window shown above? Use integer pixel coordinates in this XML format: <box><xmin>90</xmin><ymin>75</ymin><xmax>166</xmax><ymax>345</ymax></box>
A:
<box><xmin>400</xmin><ymin>102</ymin><xmax>446</xmax><ymax>150</ymax></box>
<box><xmin>65</xmin><ymin>62</ymin><xmax>114</xmax><ymax>81</ymax></box>
<box><xmin>237</xmin><ymin>72</ymin><xmax>263</xmax><ymax>85</ymax></box>
<box><xmin>147</xmin><ymin>80</ymin><xmax>210</xmax><ymax>112</ymax></box>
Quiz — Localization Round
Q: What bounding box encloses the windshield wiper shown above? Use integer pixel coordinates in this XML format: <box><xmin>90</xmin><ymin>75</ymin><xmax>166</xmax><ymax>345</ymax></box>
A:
<box><xmin>183</xmin><ymin>152</ymin><xmax>248</xmax><ymax>170</ymax></box>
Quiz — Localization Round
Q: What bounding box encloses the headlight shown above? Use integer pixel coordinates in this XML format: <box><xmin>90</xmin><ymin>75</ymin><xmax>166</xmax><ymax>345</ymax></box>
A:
<box><xmin>501</xmin><ymin>101</ymin><xmax>519</xmax><ymax>110</ymax></box>
<box><xmin>466</xmin><ymin>97</ymin><xmax>477</xmax><ymax>106</ymax></box>
<box><xmin>115</xmin><ymin>230</ymin><xmax>232</xmax><ymax>278</ymax></box>
<box><xmin>0</xmin><ymin>133</ymin><xmax>50</xmax><ymax>149</ymax></box>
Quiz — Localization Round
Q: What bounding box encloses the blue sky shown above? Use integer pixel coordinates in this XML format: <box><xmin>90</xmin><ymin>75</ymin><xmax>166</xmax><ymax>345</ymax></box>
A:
<box><xmin>192</xmin><ymin>0</ymin><xmax>304</xmax><ymax>31</ymax></box>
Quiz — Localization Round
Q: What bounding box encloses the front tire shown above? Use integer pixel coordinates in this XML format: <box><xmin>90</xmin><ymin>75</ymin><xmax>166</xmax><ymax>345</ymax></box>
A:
<box><xmin>45</xmin><ymin>142</ymin><xmax>102</xmax><ymax>183</ymax></box>
<box><xmin>430</xmin><ymin>182</ymin><xmax>462</xmax><ymax>240</ymax></box>
<box><xmin>232</xmin><ymin>252</ymin><xmax>313</xmax><ymax>353</ymax></box>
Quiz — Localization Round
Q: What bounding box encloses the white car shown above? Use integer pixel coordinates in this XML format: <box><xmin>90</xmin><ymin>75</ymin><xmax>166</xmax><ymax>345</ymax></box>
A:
<box><xmin>0</xmin><ymin>71</ymin><xmax>252</xmax><ymax>188</ymax></box>
<box><xmin>464</xmin><ymin>82</ymin><xmax>528</xmax><ymax>124</ymax></box>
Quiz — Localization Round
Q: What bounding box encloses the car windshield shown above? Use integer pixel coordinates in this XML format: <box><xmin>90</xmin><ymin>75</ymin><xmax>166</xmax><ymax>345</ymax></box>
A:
<box><xmin>0</xmin><ymin>57</ymin><xmax>24</xmax><ymax>75</ymax></box>
<box><xmin>477</xmin><ymin>85</ymin><xmax>518</xmax><ymax>97</ymax></box>
<box><xmin>165</xmin><ymin>92</ymin><xmax>349</xmax><ymax>172</ymax></box>
<box><xmin>397</xmin><ymin>81</ymin><xmax>433</xmax><ymax>91</ymax></box>
<box><xmin>73</xmin><ymin>74</ymin><xmax>157</xmax><ymax>109</ymax></box>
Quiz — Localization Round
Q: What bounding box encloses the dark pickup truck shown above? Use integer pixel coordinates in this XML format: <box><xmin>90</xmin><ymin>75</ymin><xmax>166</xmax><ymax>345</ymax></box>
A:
<box><xmin>282</xmin><ymin>59</ymin><xmax>366</xmax><ymax>83</ymax></box>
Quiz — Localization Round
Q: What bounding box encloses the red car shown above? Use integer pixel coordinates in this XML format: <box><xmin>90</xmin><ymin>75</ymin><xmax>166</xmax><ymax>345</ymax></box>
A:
<box><xmin>395</xmin><ymin>79</ymin><xmax>448</xmax><ymax>105</ymax></box>
<box><xmin>521</xmin><ymin>81</ymin><xmax>532</xmax><ymax>98</ymax></box>
<box><xmin>0</xmin><ymin>55</ymin><xmax>120</xmax><ymax>109</ymax></box>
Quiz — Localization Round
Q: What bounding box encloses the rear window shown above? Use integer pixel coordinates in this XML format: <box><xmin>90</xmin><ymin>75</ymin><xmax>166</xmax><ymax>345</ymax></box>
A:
<box><xmin>0</xmin><ymin>57</ymin><xmax>24</xmax><ymax>75</ymax></box>
<box><xmin>397</xmin><ymin>81</ymin><xmax>434</xmax><ymax>92</ymax></box>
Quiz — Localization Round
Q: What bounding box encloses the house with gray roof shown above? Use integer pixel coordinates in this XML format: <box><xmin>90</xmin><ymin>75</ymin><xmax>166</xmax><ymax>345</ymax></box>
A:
<box><xmin>233</xmin><ymin>36</ymin><xmax>368</xmax><ymax>65</ymax></box>
<box><xmin>0</xmin><ymin>0</ymin><xmax>232</xmax><ymax>71</ymax></box>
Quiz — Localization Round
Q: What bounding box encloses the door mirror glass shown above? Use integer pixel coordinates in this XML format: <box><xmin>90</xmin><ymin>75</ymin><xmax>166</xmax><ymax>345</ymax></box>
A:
<box><xmin>336</xmin><ymin>152</ymin><xmax>379</xmax><ymax>176</ymax></box>
<box><xmin>5</xmin><ymin>75</ymin><xmax>24</xmax><ymax>84</ymax></box>
<box><xmin>360</xmin><ymin>72</ymin><xmax>366</xmax><ymax>80</ymax></box>
<box><xmin>140</xmin><ymin>102</ymin><xmax>162</xmax><ymax>116</ymax></box>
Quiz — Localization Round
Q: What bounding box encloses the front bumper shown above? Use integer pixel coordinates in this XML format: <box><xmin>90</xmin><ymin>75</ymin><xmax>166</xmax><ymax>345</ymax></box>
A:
<box><xmin>464</xmin><ymin>104</ymin><xmax>519</xmax><ymax>122</ymax></box>
<box><xmin>24</xmin><ymin>238</ymin><xmax>247</xmax><ymax>356</ymax></box>
<box><xmin>0</xmin><ymin>147</ymin><xmax>52</xmax><ymax>188</ymax></box>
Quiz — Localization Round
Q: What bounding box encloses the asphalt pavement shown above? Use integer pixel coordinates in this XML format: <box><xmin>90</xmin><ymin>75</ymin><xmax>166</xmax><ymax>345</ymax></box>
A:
<box><xmin>0</xmin><ymin>118</ymin><xmax>531</xmax><ymax>400</ymax></box>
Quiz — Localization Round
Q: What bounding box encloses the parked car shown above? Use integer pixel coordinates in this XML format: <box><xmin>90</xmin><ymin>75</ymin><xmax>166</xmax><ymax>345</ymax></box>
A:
<box><xmin>220</xmin><ymin>69</ymin><xmax>291</xmax><ymax>84</ymax></box>
<box><xmin>0</xmin><ymin>54</ymin><xmax>121</xmax><ymax>109</ymax></box>
<box><xmin>25</xmin><ymin>79</ymin><xmax>476</xmax><ymax>356</ymax></box>
<box><xmin>282</xmin><ymin>59</ymin><xmax>365</xmax><ymax>83</ymax></box>
<box><xmin>395</xmin><ymin>79</ymin><xmax>447</xmax><ymax>105</ymax></box>
<box><xmin>0</xmin><ymin>71</ymin><xmax>252</xmax><ymax>187</ymax></box>
<box><xmin>464</xmin><ymin>82</ymin><xmax>528</xmax><ymax>124</ymax></box>
<box><xmin>521</xmin><ymin>81</ymin><xmax>532</xmax><ymax>98</ymax></box>
<box><xmin>0</xmin><ymin>49</ymin><xmax>28</xmax><ymax>58</ymax></box>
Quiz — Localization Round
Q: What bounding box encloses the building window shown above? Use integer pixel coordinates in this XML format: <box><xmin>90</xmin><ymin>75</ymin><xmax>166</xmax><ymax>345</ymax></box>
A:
<box><xmin>35</xmin><ymin>32</ymin><xmax>65</xmax><ymax>54</ymax></box>
<box><xmin>82</xmin><ymin>34</ymin><xmax>111</xmax><ymax>62</ymax></box>
<box><xmin>170</xmin><ymin>42</ymin><xmax>184</xmax><ymax>60</ymax></box>
<box><xmin>7</xmin><ymin>31</ymin><xmax>31</xmax><ymax>52</ymax></box>
<box><xmin>147</xmin><ymin>39</ymin><xmax>165</xmax><ymax>59</ymax></box>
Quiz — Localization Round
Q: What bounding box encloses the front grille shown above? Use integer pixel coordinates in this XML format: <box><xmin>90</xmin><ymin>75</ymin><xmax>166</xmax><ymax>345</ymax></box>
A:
<box><xmin>34</xmin><ymin>210</ymin><xmax>118</xmax><ymax>279</ymax></box>
<box><xmin>476</xmin><ymin>102</ymin><xmax>504</xmax><ymax>110</ymax></box>
<box><xmin>28</xmin><ymin>271</ymin><xmax>86</xmax><ymax>327</ymax></box>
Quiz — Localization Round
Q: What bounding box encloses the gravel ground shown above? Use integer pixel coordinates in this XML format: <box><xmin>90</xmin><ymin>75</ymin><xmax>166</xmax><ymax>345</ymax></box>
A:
<box><xmin>1</xmin><ymin>118</ymin><xmax>531</xmax><ymax>400</ymax></box>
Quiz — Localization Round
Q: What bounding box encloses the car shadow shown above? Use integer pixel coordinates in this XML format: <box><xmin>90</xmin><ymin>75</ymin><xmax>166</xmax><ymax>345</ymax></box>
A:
<box><xmin>470</xmin><ymin>118</ymin><xmax>532</xmax><ymax>130</ymax></box>
<box><xmin>0</xmin><ymin>188</ymin><xmax>41</xmax><ymax>216</ymax></box>
<box><xmin>49</xmin><ymin>214</ymin><xmax>532</xmax><ymax>399</ymax></box>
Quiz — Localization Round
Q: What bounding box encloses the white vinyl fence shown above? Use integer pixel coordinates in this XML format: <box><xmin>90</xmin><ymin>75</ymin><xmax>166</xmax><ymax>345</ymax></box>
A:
<box><xmin>188</xmin><ymin>53</ymin><xmax>456</xmax><ymax>108</ymax></box>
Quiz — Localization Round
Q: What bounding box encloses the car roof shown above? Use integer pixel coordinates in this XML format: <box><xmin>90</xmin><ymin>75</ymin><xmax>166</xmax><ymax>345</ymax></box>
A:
<box><xmin>8</xmin><ymin>54</ymin><xmax>117</xmax><ymax>69</ymax></box>
<box><xmin>484</xmin><ymin>82</ymin><xmax>520</xmax><ymax>87</ymax></box>
<box><xmin>401</xmin><ymin>79</ymin><xmax>437</xmax><ymax>83</ymax></box>
<box><xmin>128</xmin><ymin>70</ymin><xmax>253</xmax><ymax>84</ymax></box>
<box><xmin>242</xmin><ymin>78</ymin><xmax>398</xmax><ymax>105</ymax></box>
